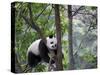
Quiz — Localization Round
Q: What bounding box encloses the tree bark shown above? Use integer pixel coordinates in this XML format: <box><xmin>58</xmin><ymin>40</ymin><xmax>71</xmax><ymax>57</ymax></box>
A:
<box><xmin>54</xmin><ymin>4</ymin><xmax>63</xmax><ymax>70</ymax></box>
<box><xmin>68</xmin><ymin>5</ymin><xmax>75</xmax><ymax>70</ymax></box>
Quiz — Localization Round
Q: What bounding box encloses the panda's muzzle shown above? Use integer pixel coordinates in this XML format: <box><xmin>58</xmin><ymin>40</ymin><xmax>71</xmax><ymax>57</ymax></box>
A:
<box><xmin>52</xmin><ymin>44</ymin><xmax>56</xmax><ymax>48</ymax></box>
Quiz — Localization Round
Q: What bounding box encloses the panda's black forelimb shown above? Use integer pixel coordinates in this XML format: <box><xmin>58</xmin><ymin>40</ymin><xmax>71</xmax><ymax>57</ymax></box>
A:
<box><xmin>28</xmin><ymin>51</ymin><xmax>41</xmax><ymax>67</ymax></box>
<box><xmin>39</xmin><ymin>39</ymin><xmax>50</xmax><ymax>63</ymax></box>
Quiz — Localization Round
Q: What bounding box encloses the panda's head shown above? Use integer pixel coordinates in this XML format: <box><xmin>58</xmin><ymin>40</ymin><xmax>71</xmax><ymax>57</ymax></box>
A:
<box><xmin>46</xmin><ymin>35</ymin><xmax>57</xmax><ymax>50</ymax></box>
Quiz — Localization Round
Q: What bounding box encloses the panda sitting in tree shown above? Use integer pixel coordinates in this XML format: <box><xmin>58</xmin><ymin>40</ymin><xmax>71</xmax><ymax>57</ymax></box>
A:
<box><xmin>27</xmin><ymin>35</ymin><xmax>57</xmax><ymax>69</ymax></box>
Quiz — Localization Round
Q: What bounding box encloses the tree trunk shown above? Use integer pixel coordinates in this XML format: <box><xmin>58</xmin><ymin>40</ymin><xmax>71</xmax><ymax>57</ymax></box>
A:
<box><xmin>54</xmin><ymin>4</ymin><xmax>63</xmax><ymax>70</ymax></box>
<box><xmin>68</xmin><ymin>5</ymin><xmax>75</xmax><ymax>70</ymax></box>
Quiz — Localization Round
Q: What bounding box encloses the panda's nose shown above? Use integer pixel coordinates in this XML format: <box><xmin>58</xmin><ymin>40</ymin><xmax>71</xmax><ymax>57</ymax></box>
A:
<box><xmin>52</xmin><ymin>45</ymin><xmax>54</xmax><ymax>48</ymax></box>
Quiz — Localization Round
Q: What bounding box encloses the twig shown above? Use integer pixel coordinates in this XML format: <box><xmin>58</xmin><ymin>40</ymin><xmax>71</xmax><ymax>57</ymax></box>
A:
<box><xmin>43</xmin><ymin>8</ymin><xmax>52</xmax><ymax>26</ymax></box>
<box><xmin>35</xmin><ymin>4</ymin><xmax>50</xmax><ymax>21</ymax></box>
<box><xmin>72</xmin><ymin>6</ymin><xmax>84</xmax><ymax>16</ymax></box>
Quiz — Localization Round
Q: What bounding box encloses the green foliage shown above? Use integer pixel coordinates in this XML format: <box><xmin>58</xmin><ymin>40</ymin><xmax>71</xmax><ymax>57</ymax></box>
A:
<box><xmin>34</xmin><ymin>64</ymin><xmax>47</xmax><ymax>72</ymax></box>
<box><xmin>63</xmin><ymin>50</ymin><xmax>69</xmax><ymax>70</ymax></box>
<box><xmin>14</xmin><ymin>2</ymin><xmax>97</xmax><ymax>72</ymax></box>
<box><xmin>15</xmin><ymin>2</ymin><xmax>57</xmax><ymax>72</ymax></box>
<box><xmin>82</xmin><ymin>53</ymin><xmax>97</xmax><ymax>63</ymax></box>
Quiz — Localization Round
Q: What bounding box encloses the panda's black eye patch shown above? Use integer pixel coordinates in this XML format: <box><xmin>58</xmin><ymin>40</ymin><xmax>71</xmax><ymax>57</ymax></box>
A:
<box><xmin>51</xmin><ymin>42</ymin><xmax>53</xmax><ymax>44</ymax></box>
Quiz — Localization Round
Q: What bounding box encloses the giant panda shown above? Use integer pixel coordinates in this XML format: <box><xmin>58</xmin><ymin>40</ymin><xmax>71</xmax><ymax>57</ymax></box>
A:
<box><xmin>27</xmin><ymin>35</ymin><xmax>57</xmax><ymax>68</ymax></box>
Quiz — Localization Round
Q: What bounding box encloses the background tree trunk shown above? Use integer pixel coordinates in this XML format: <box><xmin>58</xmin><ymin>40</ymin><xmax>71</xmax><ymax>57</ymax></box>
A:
<box><xmin>54</xmin><ymin>4</ymin><xmax>63</xmax><ymax>70</ymax></box>
<box><xmin>68</xmin><ymin>5</ymin><xmax>75</xmax><ymax>70</ymax></box>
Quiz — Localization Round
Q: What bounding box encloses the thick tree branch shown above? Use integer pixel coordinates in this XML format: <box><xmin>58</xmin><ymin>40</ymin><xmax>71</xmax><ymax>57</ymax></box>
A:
<box><xmin>20</xmin><ymin>3</ymin><xmax>45</xmax><ymax>40</ymax></box>
<box><xmin>28</xmin><ymin>3</ymin><xmax>43</xmax><ymax>38</ymax></box>
<box><xmin>54</xmin><ymin>4</ymin><xmax>63</xmax><ymax>70</ymax></box>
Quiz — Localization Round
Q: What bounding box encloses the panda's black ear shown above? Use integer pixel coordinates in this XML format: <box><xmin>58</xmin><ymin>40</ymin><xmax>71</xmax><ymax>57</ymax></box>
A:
<box><xmin>49</xmin><ymin>35</ymin><xmax>53</xmax><ymax>38</ymax></box>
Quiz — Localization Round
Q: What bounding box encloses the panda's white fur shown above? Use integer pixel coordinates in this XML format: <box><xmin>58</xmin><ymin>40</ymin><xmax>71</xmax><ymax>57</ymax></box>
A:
<box><xmin>46</xmin><ymin>37</ymin><xmax>57</xmax><ymax>50</ymax></box>
<box><xmin>27</xmin><ymin>39</ymin><xmax>41</xmax><ymax>55</ymax></box>
<box><xmin>27</xmin><ymin>37</ymin><xmax>57</xmax><ymax>56</ymax></box>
